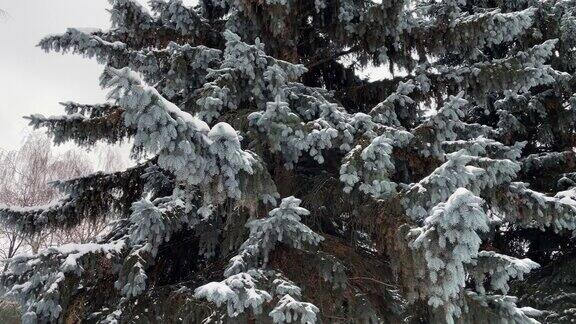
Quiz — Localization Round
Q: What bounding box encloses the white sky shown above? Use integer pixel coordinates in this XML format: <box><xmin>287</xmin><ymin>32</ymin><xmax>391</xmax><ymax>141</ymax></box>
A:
<box><xmin>0</xmin><ymin>0</ymin><xmax>114</xmax><ymax>150</ymax></box>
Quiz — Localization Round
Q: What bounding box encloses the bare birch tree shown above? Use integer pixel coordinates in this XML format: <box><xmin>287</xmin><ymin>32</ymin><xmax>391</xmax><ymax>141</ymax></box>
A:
<box><xmin>0</xmin><ymin>133</ymin><xmax>124</xmax><ymax>259</ymax></box>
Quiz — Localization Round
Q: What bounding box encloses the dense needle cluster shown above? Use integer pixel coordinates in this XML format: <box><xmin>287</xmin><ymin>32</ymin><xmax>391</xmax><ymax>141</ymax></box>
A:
<box><xmin>2</xmin><ymin>0</ymin><xmax>576</xmax><ymax>323</ymax></box>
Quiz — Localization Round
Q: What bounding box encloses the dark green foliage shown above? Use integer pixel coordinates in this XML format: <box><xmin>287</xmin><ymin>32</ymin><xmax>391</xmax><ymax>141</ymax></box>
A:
<box><xmin>3</xmin><ymin>0</ymin><xmax>576</xmax><ymax>323</ymax></box>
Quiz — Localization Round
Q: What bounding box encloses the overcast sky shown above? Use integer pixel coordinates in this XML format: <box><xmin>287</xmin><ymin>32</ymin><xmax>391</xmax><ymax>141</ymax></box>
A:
<box><xmin>0</xmin><ymin>1</ymin><xmax>115</xmax><ymax>150</ymax></box>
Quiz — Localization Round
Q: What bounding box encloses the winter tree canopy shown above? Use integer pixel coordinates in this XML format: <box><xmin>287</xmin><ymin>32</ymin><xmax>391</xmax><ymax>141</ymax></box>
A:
<box><xmin>2</xmin><ymin>0</ymin><xmax>576</xmax><ymax>322</ymax></box>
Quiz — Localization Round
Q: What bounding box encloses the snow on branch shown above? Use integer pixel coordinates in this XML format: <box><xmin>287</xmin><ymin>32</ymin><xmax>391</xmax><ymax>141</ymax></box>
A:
<box><xmin>104</xmin><ymin>66</ymin><xmax>260</xmax><ymax>201</ymax></box>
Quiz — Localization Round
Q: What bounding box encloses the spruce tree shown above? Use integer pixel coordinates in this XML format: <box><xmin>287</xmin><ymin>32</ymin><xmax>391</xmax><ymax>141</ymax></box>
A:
<box><xmin>2</xmin><ymin>0</ymin><xmax>576</xmax><ymax>322</ymax></box>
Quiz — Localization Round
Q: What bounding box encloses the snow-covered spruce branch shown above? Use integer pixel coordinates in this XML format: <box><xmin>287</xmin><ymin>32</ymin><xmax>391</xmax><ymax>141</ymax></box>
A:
<box><xmin>195</xmin><ymin>197</ymin><xmax>322</xmax><ymax>323</ymax></box>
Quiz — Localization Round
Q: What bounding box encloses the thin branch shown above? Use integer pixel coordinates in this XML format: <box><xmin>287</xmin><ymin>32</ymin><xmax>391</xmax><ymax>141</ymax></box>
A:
<box><xmin>348</xmin><ymin>276</ymin><xmax>396</xmax><ymax>288</ymax></box>
<box><xmin>305</xmin><ymin>46</ymin><xmax>361</xmax><ymax>69</ymax></box>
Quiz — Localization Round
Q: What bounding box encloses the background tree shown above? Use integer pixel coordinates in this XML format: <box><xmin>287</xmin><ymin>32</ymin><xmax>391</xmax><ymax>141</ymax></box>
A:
<box><xmin>1</xmin><ymin>0</ymin><xmax>576</xmax><ymax>323</ymax></box>
<box><xmin>0</xmin><ymin>133</ymin><xmax>125</xmax><ymax>323</ymax></box>
<box><xmin>0</xmin><ymin>134</ymin><xmax>90</xmax><ymax>256</ymax></box>
<box><xmin>0</xmin><ymin>134</ymin><xmax>121</xmax><ymax>259</ymax></box>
